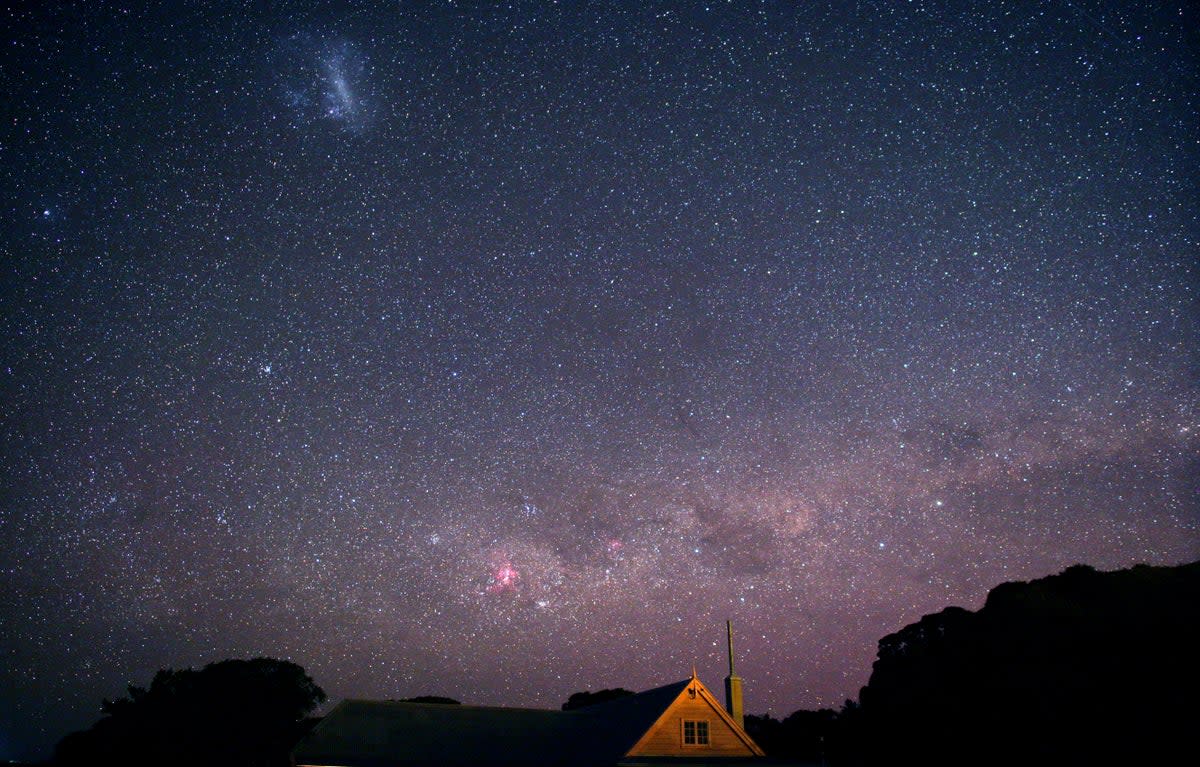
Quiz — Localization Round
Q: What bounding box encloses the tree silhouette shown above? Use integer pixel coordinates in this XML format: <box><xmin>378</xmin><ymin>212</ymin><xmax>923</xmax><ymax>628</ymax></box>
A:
<box><xmin>394</xmin><ymin>695</ymin><xmax>461</xmax><ymax>705</ymax></box>
<box><xmin>561</xmin><ymin>688</ymin><xmax>635</xmax><ymax>710</ymax></box>
<box><xmin>744</xmin><ymin>704</ymin><xmax>851</xmax><ymax>762</ymax></box>
<box><xmin>746</xmin><ymin>561</ymin><xmax>1199</xmax><ymax>765</ymax></box>
<box><xmin>55</xmin><ymin>657</ymin><xmax>325</xmax><ymax>767</ymax></box>
<box><xmin>854</xmin><ymin>561</ymin><xmax>1200</xmax><ymax>766</ymax></box>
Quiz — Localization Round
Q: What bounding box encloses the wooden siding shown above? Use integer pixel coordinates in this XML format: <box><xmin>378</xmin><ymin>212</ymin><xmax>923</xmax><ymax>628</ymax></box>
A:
<box><xmin>625</xmin><ymin>678</ymin><xmax>761</xmax><ymax>757</ymax></box>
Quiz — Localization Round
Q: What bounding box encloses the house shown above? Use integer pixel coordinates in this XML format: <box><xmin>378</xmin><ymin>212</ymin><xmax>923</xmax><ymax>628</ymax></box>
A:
<box><xmin>292</xmin><ymin>671</ymin><xmax>764</xmax><ymax>766</ymax></box>
<box><xmin>293</xmin><ymin>624</ymin><xmax>779</xmax><ymax>766</ymax></box>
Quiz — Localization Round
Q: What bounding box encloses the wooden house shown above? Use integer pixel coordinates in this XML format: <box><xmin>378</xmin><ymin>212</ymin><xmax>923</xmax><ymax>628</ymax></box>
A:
<box><xmin>292</xmin><ymin>670</ymin><xmax>769</xmax><ymax>766</ymax></box>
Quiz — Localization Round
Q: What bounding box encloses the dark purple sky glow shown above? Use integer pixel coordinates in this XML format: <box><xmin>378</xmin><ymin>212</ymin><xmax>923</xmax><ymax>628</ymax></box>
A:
<box><xmin>1</xmin><ymin>1</ymin><xmax>1196</xmax><ymax>761</ymax></box>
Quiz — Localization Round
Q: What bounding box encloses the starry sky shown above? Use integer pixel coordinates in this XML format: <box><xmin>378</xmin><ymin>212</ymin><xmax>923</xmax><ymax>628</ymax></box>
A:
<box><xmin>1</xmin><ymin>1</ymin><xmax>1197</xmax><ymax>760</ymax></box>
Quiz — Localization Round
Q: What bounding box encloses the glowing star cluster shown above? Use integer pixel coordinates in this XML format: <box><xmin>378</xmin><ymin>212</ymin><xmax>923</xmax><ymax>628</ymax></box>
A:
<box><xmin>486</xmin><ymin>562</ymin><xmax>520</xmax><ymax>595</ymax></box>
<box><xmin>275</xmin><ymin>35</ymin><xmax>371</xmax><ymax>132</ymax></box>
<box><xmin>318</xmin><ymin>44</ymin><xmax>365</xmax><ymax>127</ymax></box>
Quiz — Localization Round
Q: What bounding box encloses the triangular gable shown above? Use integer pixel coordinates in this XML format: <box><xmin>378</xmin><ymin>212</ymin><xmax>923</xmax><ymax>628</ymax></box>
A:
<box><xmin>624</xmin><ymin>675</ymin><xmax>765</xmax><ymax>758</ymax></box>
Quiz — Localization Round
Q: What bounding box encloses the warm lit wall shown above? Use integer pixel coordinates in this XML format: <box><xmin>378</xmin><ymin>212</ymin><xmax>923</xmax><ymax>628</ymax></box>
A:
<box><xmin>626</xmin><ymin>681</ymin><xmax>759</xmax><ymax>757</ymax></box>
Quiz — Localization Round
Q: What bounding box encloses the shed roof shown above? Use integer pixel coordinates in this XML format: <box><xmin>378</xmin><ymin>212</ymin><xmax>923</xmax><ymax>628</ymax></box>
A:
<box><xmin>292</xmin><ymin>679</ymin><xmax>718</xmax><ymax>767</ymax></box>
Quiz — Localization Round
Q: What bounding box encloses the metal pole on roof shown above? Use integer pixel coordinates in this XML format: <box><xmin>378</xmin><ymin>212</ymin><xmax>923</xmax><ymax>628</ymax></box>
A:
<box><xmin>727</xmin><ymin>620</ymin><xmax>735</xmax><ymax>676</ymax></box>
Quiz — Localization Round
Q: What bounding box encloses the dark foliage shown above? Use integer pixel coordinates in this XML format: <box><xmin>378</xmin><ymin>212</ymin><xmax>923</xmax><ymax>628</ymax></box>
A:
<box><xmin>851</xmin><ymin>561</ymin><xmax>1200</xmax><ymax>766</ymax></box>
<box><xmin>394</xmin><ymin>695</ymin><xmax>461</xmax><ymax>705</ymax></box>
<box><xmin>561</xmin><ymin>688</ymin><xmax>635</xmax><ymax>710</ymax></box>
<box><xmin>745</xmin><ymin>702</ymin><xmax>861</xmax><ymax>763</ymax></box>
<box><xmin>745</xmin><ymin>709</ymin><xmax>828</xmax><ymax>761</ymax></box>
<box><xmin>748</xmin><ymin>561</ymin><xmax>1199</xmax><ymax>765</ymax></box>
<box><xmin>54</xmin><ymin>657</ymin><xmax>325</xmax><ymax>767</ymax></box>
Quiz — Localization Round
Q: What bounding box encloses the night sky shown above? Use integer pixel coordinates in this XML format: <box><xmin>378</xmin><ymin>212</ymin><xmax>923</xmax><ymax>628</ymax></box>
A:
<box><xmin>2</xmin><ymin>1</ymin><xmax>1197</xmax><ymax>760</ymax></box>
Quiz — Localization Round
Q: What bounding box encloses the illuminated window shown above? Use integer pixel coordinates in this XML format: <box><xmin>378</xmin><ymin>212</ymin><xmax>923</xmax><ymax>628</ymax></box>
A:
<box><xmin>682</xmin><ymin>719</ymin><xmax>709</xmax><ymax>745</ymax></box>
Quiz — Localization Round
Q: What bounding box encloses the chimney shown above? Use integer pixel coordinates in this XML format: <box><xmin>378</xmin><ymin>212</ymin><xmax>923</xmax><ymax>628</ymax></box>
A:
<box><xmin>724</xmin><ymin>620</ymin><xmax>744</xmax><ymax>729</ymax></box>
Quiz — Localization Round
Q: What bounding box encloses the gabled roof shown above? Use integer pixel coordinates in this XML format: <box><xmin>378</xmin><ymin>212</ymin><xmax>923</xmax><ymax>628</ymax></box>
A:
<box><xmin>570</xmin><ymin>679</ymin><xmax>694</xmax><ymax>760</ymax></box>
<box><xmin>624</xmin><ymin>675</ymin><xmax>765</xmax><ymax>758</ymax></box>
<box><xmin>292</xmin><ymin>677</ymin><xmax>764</xmax><ymax>767</ymax></box>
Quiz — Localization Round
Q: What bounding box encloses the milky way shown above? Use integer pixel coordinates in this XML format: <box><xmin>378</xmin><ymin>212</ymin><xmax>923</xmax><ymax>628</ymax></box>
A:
<box><xmin>1</xmin><ymin>2</ymin><xmax>1196</xmax><ymax>760</ymax></box>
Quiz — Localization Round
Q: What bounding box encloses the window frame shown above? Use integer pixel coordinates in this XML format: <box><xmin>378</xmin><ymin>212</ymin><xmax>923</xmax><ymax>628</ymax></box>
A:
<box><xmin>681</xmin><ymin>719</ymin><xmax>710</xmax><ymax>746</ymax></box>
